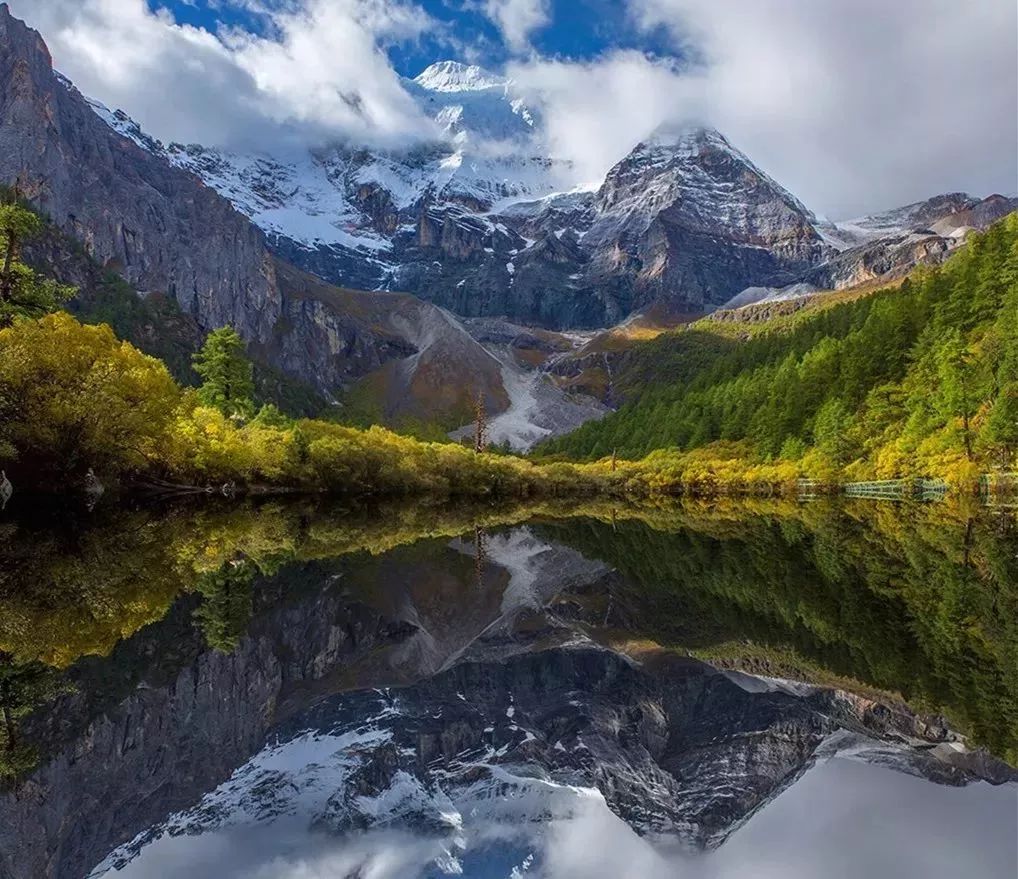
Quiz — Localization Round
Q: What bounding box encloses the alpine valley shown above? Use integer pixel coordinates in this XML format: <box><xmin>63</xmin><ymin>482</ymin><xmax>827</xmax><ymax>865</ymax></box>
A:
<box><xmin>1</xmin><ymin>5</ymin><xmax>1013</xmax><ymax>447</ymax></box>
<box><xmin>1</xmin><ymin>4</ymin><xmax>1017</xmax><ymax>879</ymax></box>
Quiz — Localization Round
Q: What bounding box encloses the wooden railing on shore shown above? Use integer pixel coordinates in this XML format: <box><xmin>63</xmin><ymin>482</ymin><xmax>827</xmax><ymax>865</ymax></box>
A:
<box><xmin>797</xmin><ymin>478</ymin><xmax>949</xmax><ymax>501</ymax></box>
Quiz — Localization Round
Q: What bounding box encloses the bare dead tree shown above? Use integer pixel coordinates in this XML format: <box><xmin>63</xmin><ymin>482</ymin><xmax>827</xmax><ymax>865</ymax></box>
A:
<box><xmin>473</xmin><ymin>389</ymin><xmax>488</xmax><ymax>454</ymax></box>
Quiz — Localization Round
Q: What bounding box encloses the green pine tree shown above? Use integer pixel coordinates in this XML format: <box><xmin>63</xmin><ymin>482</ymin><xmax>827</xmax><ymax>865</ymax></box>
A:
<box><xmin>0</xmin><ymin>652</ymin><xmax>65</xmax><ymax>779</ymax></box>
<box><xmin>985</xmin><ymin>383</ymin><xmax>1018</xmax><ymax>469</ymax></box>
<box><xmin>193</xmin><ymin>326</ymin><xmax>255</xmax><ymax>419</ymax></box>
<box><xmin>193</xmin><ymin>559</ymin><xmax>256</xmax><ymax>653</ymax></box>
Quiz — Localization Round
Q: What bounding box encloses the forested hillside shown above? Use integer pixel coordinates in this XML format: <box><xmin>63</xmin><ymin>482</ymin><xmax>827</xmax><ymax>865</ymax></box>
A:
<box><xmin>540</xmin><ymin>214</ymin><xmax>1018</xmax><ymax>484</ymax></box>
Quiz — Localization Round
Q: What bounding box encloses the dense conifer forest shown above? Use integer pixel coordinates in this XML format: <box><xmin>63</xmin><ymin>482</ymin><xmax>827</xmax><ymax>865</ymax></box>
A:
<box><xmin>541</xmin><ymin>215</ymin><xmax>1018</xmax><ymax>487</ymax></box>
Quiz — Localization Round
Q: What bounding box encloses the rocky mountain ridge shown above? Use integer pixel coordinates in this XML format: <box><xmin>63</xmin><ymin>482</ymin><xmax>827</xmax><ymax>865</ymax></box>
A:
<box><xmin>0</xmin><ymin>11</ymin><xmax>610</xmax><ymax>442</ymax></box>
<box><xmin>0</xmin><ymin>6</ymin><xmax>280</xmax><ymax>338</ymax></box>
<box><xmin>67</xmin><ymin>56</ymin><xmax>1016</xmax><ymax>330</ymax></box>
<box><xmin>2</xmin><ymin>5</ymin><xmax>1015</xmax><ymax>445</ymax></box>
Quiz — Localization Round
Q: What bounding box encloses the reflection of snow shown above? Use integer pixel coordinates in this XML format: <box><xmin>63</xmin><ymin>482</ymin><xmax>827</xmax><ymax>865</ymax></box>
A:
<box><xmin>481</xmin><ymin>528</ymin><xmax>553</xmax><ymax>615</ymax></box>
<box><xmin>90</xmin><ymin>737</ymin><xmax>1018</xmax><ymax>879</ymax></box>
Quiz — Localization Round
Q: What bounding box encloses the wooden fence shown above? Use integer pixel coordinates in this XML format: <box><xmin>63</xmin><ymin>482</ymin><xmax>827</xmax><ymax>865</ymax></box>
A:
<box><xmin>797</xmin><ymin>478</ymin><xmax>949</xmax><ymax>502</ymax></box>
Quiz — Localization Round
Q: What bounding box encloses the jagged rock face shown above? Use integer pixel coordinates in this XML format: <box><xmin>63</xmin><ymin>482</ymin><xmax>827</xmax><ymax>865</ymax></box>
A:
<box><xmin>51</xmin><ymin>46</ymin><xmax>843</xmax><ymax>329</ymax></box>
<box><xmin>265</xmin><ymin>259</ymin><xmax>511</xmax><ymax>418</ymax></box>
<box><xmin>824</xmin><ymin>192</ymin><xmax>983</xmax><ymax>246</ymax></box>
<box><xmin>150</xmin><ymin>127</ymin><xmax>837</xmax><ymax>329</ymax></box>
<box><xmin>809</xmin><ymin>230</ymin><xmax>953</xmax><ymax>289</ymax></box>
<box><xmin>580</xmin><ymin>130</ymin><xmax>832</xmax><ymax>315</ymax></box>
<box><xmin>0</xmin><ymin>6</ymin><xmax>280</xmax><ymax>341</ymax></box>
<box><xmin>89</xmin><ymin>646</ymin><xmax>1016</xmax><ymax>878</ymax></box>
<box><xmin>808</xmin><ymin>193</ymin><xmax>1018</xmax><ymax>290</ymax></box>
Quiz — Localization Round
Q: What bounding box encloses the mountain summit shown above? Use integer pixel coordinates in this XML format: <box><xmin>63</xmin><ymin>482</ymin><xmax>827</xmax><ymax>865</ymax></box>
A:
<box><xmin>1</xmin><ymin>2</ymin><xmax>1013</xmax><ymax>446</ymax></box>
<box><xmin>21</xmin><ymin>0</ymin><xmax>1009</xmax><ymax>333</ymax></box>
<box><xmin>412</xmin><ymin>60</ymin><xmax>508</xmax><ymax>93</ymax></box>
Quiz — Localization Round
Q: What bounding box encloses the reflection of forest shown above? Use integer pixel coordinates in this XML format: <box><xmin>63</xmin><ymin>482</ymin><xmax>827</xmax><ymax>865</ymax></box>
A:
<box><xmin>1</xmin><ymin>497</ymin><xmax>1015</xmax><ymax>778</ymax></box>
<box><xmin>540</xmin><ymin>500</ymin><xmax>1018</xmax><ymax>764</ymax></box>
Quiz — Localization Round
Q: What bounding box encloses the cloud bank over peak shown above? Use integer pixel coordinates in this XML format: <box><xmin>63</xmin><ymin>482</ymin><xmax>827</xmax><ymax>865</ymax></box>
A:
<box><xmin>627</xmin><ymin>0</ymin><xmax>1018</xmax><ymax>217</ymax></box>
<box><xmin>7</xmin><ymin>0</ymin><xmax>1016</xmax><ymax>218</ymax></box>
<box><xmin>507</xmin><ymin>51</ymin><xmax>704</xmax><ymax>187</ymax></box>
<box><xmin>9</xmin><ymin>0</ymin><xmax>440</xmax><ymax>151</ymax></box>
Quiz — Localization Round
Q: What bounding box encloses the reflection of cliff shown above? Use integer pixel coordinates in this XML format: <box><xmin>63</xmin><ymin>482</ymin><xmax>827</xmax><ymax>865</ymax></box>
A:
<box><xmin>2</xmin><ymin>502</ymin><xmax>1017</xmax><ymax>879</ymax></box>
<box><xmin>0</xmin><ymin>496</ymin><xmax>604</xmax><ymax>669</ymax></box>
<box><xmin>96</xmin><ymin>645</ymin><xmax>1017</xmax><ymax>878</ymax></box>
<box><xmin>537</xmin><ymin>503</ymin><xmax>1018</xmax><ymax>762</ymax></box>
<box><xmin>0</xmin><ymin>568</ymin><xmax>401</xmax><ymax>879</ymax></box>
<box><xmin>0</xmin><ymin>533</ymin><xmax>605</xmax><ymax>879</ymax></box>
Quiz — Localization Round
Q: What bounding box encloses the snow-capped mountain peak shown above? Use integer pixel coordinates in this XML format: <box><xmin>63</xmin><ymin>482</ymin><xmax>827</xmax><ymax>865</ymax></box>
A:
<box><xmin>413</xmin><ymin>60</ymin><xmax>508</xmax><ymax>93</ymax></box>
<box><xmin>406</xmin><ymin>60</ymin><xmax>536</xmax><ymax>145</ymax></box>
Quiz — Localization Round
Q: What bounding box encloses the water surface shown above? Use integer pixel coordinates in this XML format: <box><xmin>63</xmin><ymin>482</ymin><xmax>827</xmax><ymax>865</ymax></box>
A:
<box><xmin>0</xmin><ymin>497</ymin><xmax>1015</xmax><ymax>878</ymax></box>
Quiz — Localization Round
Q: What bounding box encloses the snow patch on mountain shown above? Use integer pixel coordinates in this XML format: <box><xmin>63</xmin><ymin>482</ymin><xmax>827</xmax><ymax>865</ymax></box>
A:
<box><xmin>448</xmin><ymin>330</ymin><xmax>608</xmax><ymax>451</ymax></box>
<box><xmin>64</xmin><ymin>61</ymin><xmax>569</xmax><ymax>257</ymax></box>
<box><xmin>721</xmin><ymin>282</ymin><xmax>818</xmax><ymax>310</ymax></box>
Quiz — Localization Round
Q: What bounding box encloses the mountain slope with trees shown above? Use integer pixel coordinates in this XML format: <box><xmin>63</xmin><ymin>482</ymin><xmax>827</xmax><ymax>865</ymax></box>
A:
<box><xmin>539</xmin><ymin>214</ymin><xmax>1018</xmax><ymax>486</ymax></box>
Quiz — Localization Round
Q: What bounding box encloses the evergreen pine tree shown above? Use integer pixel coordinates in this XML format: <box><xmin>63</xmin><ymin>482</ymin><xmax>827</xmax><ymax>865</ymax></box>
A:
<box><xmin>193</xmin><ymin>327</ymin><xmax>255</xmax><ymax>419</ymax></box>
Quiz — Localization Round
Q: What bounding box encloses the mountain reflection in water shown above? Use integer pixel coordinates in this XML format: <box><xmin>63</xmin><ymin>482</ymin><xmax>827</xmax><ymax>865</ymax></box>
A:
<box><xmin>0</xmin><ymin>497</ymin><xmax>1015</xmax><ymax>879</ymax></box>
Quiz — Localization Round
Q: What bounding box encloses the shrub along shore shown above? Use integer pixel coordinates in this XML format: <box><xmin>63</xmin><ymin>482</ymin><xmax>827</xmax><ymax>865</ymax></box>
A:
<box><xmin>0</xmin><ymin>310</ymin><xmax>1006</xmax><ymax>503</ymax></box>
<box><xmin>0</xmin><ymin>311</ymin><xmax>814</xmax><ymax>501</ymax></box>
<box><xmin>2</xmin><ymin>195</ymin><xmax>1017</xmax><ymax>503</ymax></box>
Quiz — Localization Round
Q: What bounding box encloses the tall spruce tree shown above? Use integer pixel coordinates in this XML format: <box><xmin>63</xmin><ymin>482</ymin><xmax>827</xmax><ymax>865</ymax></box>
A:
<box><xmin>193</xmin><ymin>327</ymin><xmax>255</xmax><ymax>419</ymax></box>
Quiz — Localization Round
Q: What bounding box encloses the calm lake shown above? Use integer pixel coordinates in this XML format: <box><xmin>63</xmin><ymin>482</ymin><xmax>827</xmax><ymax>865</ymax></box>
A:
<box><xmin>0</xmin><ymin>497</ymin><xmax>1016</xmax><ymax>879</ymax></box>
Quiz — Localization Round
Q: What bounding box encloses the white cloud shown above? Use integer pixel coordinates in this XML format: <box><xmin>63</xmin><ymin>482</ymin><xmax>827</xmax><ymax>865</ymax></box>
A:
<box><xmin>7</xmin><ymin>0</ymin><xmax>1015</xmax><ymax>217</ymax></box>
<box><xmin>7</xmin><ymin>0</ymin><xmax>439</xmax><ymax>151</ymax></box>
<box><xmin>482</xmin><ymin>0</ymin><xmax>550</xmax><ymax>52</ymax></box>
<box><xmin>509</xmin><ymin>51</ymin><xmax>704</xmax><ymax>187</ymax></box>
<box><xmin>627</xmin><ymin>0</ymin><xmax>1018</xmax><ymax>218</ymax></box>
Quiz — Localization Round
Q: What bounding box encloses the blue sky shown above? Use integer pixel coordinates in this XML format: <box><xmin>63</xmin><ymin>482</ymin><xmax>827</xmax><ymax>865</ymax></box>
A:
<box><xmin>10</xmin><ymin>0</ymin><xmax>1016</xmax><ymax>218</ymax></box>
<box><xmin>154</xmin><ymin>0</ymin><xmax>680</xmax><ymax>77</ymax></box>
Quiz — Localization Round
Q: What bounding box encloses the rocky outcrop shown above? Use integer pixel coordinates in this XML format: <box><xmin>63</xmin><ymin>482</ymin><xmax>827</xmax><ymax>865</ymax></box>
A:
<box><xmin>810</xmin><ymin>230</ymin><xmax>953</xmax><ymax>289</ymax></box>
<box><xmin>266</xmin><ymin>258</ymin><xmax>512</xmax><ymax>420</ymax></box>
<box><xmin>808</xmin><ymin>193</ymin><xmax>1018</xmax><ymax>290</ymax></box>
<box><xmin>579</xmin><ymin>130</ymin><xmax>832</xmax><ymax>316</ymax></box>
<box><xmin>0</xmin><ymin>4</ymin><xmax>280</xmax><ymax>340</ymax></box>
<box><xmin>808</xmin><ymin>192</ymin><xmax>1018</xmax><ymax>290</ymax></box>
<box><xmin>92</xmin><ymin>645</ymin><xmax>1018</xmax><ymax>877</ymax></box>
